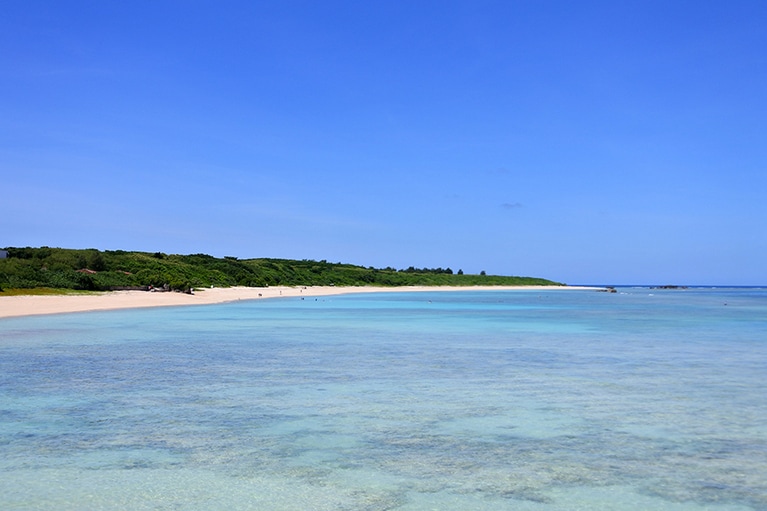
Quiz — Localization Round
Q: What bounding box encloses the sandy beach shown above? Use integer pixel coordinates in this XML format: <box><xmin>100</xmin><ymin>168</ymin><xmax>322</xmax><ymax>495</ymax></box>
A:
<box><xmin>0</xmin><ymin>285</ymin><xmax>598</xmax><ymax>319</ymax></box>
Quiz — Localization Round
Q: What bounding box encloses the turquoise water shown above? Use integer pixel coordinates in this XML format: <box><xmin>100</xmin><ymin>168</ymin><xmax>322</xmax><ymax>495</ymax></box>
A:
<box><xmin>1</xmin><ymin>288</ymin><xmax>765</xmax><ymax>510</ymax></box>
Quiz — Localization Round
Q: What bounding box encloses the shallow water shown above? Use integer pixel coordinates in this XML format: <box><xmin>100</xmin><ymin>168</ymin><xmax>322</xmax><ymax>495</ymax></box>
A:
<box><xmin>1</xmin><ymin>288</ymin><xmax>765</xmax><ymax>510</ymax></box>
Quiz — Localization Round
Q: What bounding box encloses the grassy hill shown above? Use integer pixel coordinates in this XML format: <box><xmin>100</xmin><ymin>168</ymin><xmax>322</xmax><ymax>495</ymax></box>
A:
<box><xmin>0</xmin><ymin>247</ymin><xmax>563</xmax><ymax>292</ymax></box>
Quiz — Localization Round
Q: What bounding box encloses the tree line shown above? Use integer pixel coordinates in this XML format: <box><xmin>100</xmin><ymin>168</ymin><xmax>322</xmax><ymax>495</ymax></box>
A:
<box><xmin>0</xmin><ymin>247</ymin><xmax>563</xmax><ymax>292</ymax></box>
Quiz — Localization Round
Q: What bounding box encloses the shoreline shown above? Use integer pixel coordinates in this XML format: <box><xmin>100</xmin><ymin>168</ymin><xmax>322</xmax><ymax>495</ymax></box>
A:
<box><xmin>0</xmin><ymin>285</ymin><xmax>600</xmax><ymax>319</ymax></box>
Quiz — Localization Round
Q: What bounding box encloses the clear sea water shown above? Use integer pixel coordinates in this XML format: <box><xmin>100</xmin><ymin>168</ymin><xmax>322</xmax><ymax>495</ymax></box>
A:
<box><xmin>1</xmin><ymin>288</ymin><xmax>766</xmax><ymax>510</ymax></box>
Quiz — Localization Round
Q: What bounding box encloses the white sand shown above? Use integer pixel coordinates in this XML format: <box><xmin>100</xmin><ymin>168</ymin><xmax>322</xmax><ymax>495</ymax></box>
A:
<box><xmin>0</xmin><ymin>285</ymin><xmax>598</xmax><ymax>319</ymax></box>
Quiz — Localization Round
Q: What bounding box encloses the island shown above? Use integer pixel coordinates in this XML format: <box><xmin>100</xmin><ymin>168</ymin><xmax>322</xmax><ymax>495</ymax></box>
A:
<box><xmin>0</xmin><ymin>246</ymin><xmax>564</xmax><ymax>294</ymax></box>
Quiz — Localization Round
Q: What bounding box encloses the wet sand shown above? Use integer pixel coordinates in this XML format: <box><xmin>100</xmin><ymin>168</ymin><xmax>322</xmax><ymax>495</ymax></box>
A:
<box><xmin>0</xmin><ymin>285</ymin><xmax>597</xmax><ymax>319</ymax></box>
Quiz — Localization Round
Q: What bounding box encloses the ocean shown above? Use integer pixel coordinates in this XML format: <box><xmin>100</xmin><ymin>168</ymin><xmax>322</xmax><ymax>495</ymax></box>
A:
<box><xmin>0</xmin><ymin>287</ymin><xmax>765</xmax><ymax>510</ymax></box>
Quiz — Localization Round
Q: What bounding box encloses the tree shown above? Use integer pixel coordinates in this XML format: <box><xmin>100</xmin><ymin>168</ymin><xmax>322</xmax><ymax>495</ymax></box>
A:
<box><xmin>480</xmin><ymin>270</ymin><xmax>486</xmax><ymax>276</ymax></box>
<box><xmin>88</xmin><ymin>252</ymin><xmax>106</xmax><ymax>271</ymax></box>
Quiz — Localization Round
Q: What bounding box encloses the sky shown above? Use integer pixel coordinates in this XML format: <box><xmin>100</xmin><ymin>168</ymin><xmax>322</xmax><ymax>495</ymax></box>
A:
<box><xmin>2</xmin><ymin>1</ymin><xmax>766</xmax><ymax>285</ymax></box>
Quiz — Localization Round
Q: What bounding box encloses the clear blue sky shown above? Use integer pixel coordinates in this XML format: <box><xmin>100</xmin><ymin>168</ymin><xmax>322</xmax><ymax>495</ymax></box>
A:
<box><xmin>2</xmin><ymin>1</ymin><xmax>765</xmax><ymax>285</ymax></box>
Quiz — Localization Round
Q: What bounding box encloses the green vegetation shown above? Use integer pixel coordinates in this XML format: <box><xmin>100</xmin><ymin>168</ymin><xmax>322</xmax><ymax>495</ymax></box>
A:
<box><xmin>0</xmin><ymin>287</ymin><xmax>98</xmax><ymax>297</ymax></box>
<box><xmin>0</xmin><ymin>247</ymin><xmax>563</xmax><ymax>292</ymax></box>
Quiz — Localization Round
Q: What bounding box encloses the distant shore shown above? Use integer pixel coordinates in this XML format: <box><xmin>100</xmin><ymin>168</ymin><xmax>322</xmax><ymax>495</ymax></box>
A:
<box><xmin>0</xmin><ymin>285</ymin><xmax>600</xmax><ymax>319</ymax></box>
